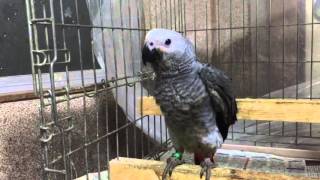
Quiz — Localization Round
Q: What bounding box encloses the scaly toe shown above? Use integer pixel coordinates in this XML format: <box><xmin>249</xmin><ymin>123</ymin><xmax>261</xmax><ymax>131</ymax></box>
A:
<box><xmin>162</xmin><ymin>157</ymin><xmax>184</xmax><ymax>180</ymax></box>
<box><xmin>199</xmin><ymin>158</ymin><xmax>216</xmax><ymax>180</ymax></box>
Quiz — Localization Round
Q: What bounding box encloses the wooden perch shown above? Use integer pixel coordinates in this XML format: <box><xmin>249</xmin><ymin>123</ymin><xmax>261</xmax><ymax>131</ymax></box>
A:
<box><xmin>138</xmin><ymin>97</ymin><xmax>320</xmax><ymax>123</ymax></box>
<box><xmin>110</xmin><ymin>157</ymin><xmax>314</xmax><ymax>180</ymax></box>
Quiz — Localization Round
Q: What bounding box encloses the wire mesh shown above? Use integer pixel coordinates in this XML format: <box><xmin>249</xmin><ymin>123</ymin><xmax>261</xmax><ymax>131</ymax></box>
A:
<box><xmin>25</xmin><ymin>0</ymin><xmax>320</xmax><ymax>179</ymax></box>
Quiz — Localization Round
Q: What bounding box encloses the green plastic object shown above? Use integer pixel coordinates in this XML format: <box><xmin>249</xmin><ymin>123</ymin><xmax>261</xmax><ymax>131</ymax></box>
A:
<box><xmin>171</xmin><ymin>152</ymin><xmax>183</xmax><ymax>160</ymax></box>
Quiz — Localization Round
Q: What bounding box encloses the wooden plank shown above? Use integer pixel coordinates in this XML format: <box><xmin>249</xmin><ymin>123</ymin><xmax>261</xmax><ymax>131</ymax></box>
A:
<box><xmin>237</xmin><ymin>98</ymin><xmax>320</xmax><ymax>123</ymax></box>
<box><xmin>138</xmin><ymin>97</ymin><xmax>320</xmax><ymax>123</ymax></box>
<box><xmin>110</xmin><ymin>157</ymin><xmax>315</xmax><ymax>180</ymax></box>
<box><xmin>0</xmin><ymin>91</ymin><xmax>36</xmax><ymax>103</ymax></box>
<box><xmin>221</xmin><ymin>144</ymin><xmax>320</xmax><ymax>159</ymax></box>
<box><xmin>0</xmin><ymin>83</ymin><xmax>104</xmax><ymax>103</ymax></box>
<box><xmin>0</xmin><ymin>70</ymin><xmax>105</xmax><ymax>94</ymax></box>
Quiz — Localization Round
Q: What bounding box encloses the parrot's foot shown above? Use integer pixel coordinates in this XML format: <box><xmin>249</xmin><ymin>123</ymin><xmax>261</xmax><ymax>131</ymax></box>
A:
<box><xmin>199</xmin><ymin>158</ymin><xmax>216</xmax><ymax>180</ymax></box>
<box><xmin>162</xmin><ymin>152</ymin><xmax>184</xmax><ymax>180</ymax></box>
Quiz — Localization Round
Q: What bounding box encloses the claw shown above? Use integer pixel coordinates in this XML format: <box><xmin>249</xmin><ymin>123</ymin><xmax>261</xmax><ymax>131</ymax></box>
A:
<box><xmin>200</xmin><ymin>158</ymin><xmax>216</xmax><ymax>180</ymax></box>
<box><xmin>162</xmin><ymin>157</ymin><xmax>184</xmax><ymax>180</ymax></box>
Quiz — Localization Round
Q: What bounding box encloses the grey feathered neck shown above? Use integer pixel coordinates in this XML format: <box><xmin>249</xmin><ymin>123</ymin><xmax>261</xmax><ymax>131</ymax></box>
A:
<box><xmin>156</xmin><ymin>41</ymin><xmax>200</xmax><ymax>79</ymax></box>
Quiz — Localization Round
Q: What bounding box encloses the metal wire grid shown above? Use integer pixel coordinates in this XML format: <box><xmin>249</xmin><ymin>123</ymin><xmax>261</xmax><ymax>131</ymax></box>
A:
<box><xmin>183</xmin><ymin>0</ymin><xmax>320</xmax><ymax>148</ymax></box>
<box><xmin>191</xmin><ymin>0</ymin><xmax>320</xmax><ymax>149</ymax></box>
<box><xmin>25</xmin><ymin>0</ymin><xmax>320</xmax><ymax>179</ymax></box>
<box><xmin>26</xmin><ymin>0</ymin><xmax>183</xmax><ymax>179</ymax></box>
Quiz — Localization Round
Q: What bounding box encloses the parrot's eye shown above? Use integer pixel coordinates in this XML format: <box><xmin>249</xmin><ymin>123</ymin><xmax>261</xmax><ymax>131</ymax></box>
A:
<box><xmin>165</xmin><ymin>39</ymin><xmax>171</xmax><ymax>46</ymax></box>
<box><xmin>149</xmin><ymin>42</ymin><xmax>154</xmax><ymax>46</ymax></box>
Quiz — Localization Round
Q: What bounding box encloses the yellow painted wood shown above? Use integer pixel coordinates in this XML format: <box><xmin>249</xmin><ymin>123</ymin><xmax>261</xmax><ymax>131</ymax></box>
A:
<box><xmin>138</xmin><ymin>97</ymin><xmax>320</xmax><ymax>123</ymax></box>
<box><xmin>110</xmin><ymin>157</ymin><xmax>314</xmax><ymax>180</ymax></box>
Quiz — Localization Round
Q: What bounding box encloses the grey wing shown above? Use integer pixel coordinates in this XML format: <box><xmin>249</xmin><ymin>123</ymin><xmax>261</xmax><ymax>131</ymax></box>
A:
<box><xmin>199</xmin><ymin>64</ymin><xmax>238</xmax><ymax>140</ymax></box>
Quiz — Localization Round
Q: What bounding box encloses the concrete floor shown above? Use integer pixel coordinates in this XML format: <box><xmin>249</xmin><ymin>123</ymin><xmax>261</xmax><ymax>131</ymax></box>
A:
<box><xmin>0</xmin><ymin>91</ymin><xmax>154</xmax><ymax>180</ymax></box>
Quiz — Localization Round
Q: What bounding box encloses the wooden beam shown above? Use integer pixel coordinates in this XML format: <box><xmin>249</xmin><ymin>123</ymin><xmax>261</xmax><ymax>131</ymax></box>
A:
<box><xmin>0</xmin><ymin>83</ymin><xmax>104</xmax><ymax>103</ymax></box>
<box><xmin>222</xmin><ymin>144</ymin><xmax>320</xmax><ymax>159</ymax></box>
<box><xmin>138</xmin><ymin>97</ymin><xmax>320</xmax><ymax>123</ymax></box>
<box><xmin>0</xmin><ymin>91</ymin><xmax>36</xmax><ymax>103</ymax></box>
<box><xmin>110</xmin><ymin>157</ymin><xmax>314</xmax><ymax>180</ymax></box>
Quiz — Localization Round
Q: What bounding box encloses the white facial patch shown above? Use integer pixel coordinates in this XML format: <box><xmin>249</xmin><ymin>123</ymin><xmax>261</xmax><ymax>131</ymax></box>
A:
<box><xmin>144</xmin><ymin>28</ymin><xmax>189</xmax><ymax>58</ymax></box>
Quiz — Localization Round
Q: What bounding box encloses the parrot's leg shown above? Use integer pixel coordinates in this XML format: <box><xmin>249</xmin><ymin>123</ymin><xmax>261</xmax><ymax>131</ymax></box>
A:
<box><xmin>162</xmin><ymin>148</ymin><xmax>184</xmax><ymax>180</ymax></box>
<box><xmin>199</xmin><ymin>157</ymin><xmax>216</xmax><ymax>180</ymax></box>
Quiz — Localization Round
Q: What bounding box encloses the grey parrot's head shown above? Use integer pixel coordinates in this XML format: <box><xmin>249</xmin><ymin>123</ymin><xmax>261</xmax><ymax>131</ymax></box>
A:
<box><xmin>142</xmin><ymin>29</ymin><xmax>195</xmax><ymax>73</ymax></box>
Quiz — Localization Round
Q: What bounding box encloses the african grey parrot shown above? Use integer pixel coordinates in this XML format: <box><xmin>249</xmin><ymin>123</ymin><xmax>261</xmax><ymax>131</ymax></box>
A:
<box><xmin>142</xmin><ymin>29</ymin><xmax>238</xmax><ymax>180</ymax></box>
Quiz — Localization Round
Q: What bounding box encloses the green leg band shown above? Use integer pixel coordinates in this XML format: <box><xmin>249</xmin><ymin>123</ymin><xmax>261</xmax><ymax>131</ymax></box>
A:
<box><xmin>171</xmin><ymin>151</ymin><xmax>183</xmax><ymax>160</ymax></box>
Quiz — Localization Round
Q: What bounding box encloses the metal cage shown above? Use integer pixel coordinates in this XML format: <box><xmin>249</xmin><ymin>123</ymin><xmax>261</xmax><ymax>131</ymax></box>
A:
<box><xmin>25</xmin><ymin>0</ymin><xmax>320</xmax><ymax>179</ymax></box>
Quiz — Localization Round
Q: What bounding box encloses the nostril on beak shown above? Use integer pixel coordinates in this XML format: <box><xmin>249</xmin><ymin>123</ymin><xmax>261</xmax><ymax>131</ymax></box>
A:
<box><xmin>142</xmin><ymin>43</ymin><xmax>163</xmax><ymax>65</ymax></box>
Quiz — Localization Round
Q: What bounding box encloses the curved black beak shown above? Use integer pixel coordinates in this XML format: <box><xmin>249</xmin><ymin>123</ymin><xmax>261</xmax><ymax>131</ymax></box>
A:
<box><xmin>142</xmin><ymin>44</ymin><xmax>162</xmax><ymax>65</ymax></box>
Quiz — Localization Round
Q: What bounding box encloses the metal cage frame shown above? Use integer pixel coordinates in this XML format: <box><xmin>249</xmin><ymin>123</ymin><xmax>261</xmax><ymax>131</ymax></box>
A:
<box><xmin>25</xmin><ymin>0</ymin><xmax>320</xmax><ymax>179</ymax></box>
